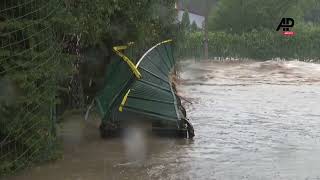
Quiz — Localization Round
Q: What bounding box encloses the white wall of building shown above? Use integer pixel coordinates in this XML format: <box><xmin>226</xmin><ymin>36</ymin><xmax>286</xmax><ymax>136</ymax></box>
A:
<box><xmin>177</xmin><ymin>10</ymin><xmax>204</xmax><ymax>28</ymax></box>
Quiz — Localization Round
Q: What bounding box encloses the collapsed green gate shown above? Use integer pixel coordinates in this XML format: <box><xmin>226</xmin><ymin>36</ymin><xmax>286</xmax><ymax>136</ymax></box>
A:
<box><xmin>95</xmin><ymin>40</ymin><xmax>194</xmax><ymax>138</ymax></box>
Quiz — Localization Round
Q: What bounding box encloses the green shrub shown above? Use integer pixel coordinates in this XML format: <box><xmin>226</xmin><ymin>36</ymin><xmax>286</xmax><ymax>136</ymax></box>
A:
<box><xmin>177</xmin><ymin>28</ymin><xmax>320</xmax><ymax>61</ymax></box>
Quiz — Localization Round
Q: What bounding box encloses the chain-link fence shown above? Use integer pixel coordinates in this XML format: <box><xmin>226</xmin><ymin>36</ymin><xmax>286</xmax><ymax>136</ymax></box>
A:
<box><xmin>0</xmin><ymin>0</ymin><xmax>63</xmax><ymax>175</ymax></box>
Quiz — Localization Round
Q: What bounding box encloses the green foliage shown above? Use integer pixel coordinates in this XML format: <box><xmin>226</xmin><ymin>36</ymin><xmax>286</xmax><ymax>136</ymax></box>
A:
<box><xmin>176</xmin><ymin>31</ymin><xmax>204</xmax><ymax>59</ymax></box>
<box><xmin>208</xmin><ymin>0</ymin><xmax>319</xmax><ymax>34</ymax></box>
<box><xmin>0</xmin><ymin>0</ymin><xmax>68</xmax><ymax>175</ymax></box>
<box><xmin>190</xmin><ymin>21</ymin><xmax>199</xmax><ymax>32</ymax></box>
<box><xmin>181</xmin><ymin>10</ymin><xmax>191</xmax><ymax>31</ymax></box>
<box><xmin>1</xmin><ymin>0</ymin><xmax>178</xmax><ymax>176</ymax></box>
<box><xmin>56</xmin><ymin>0</ymin><xmax>177</xmax><ymax>50</ymax></box>
<box><xmin>178</xmin><ymin>27</ymin><xmax>320</xmax><ymax>60</ymax></box>
<box><xmin>177</xmin><ymin>0</ymin><xmax>320</xmax><ymax>60</ymax></box>
<box><xmin>180</xmin><ymin>10</ymin><xmax>201</xmax><ymax>33</ymax></box>
<box><xmin>304</xmin><ymin>1</ymin><xmax>320</xmax><ymax>23</ymax></box>
<box><xmin>55</xmin><ymin>0</ymin><xmax>179</xmax><ymax>103</ymax></box>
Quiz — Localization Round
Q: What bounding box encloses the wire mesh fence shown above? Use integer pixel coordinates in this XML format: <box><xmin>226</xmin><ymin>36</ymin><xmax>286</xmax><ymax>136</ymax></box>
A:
<box><xmin>175</xmin><ymin>43</ymin><xmax>204</xmax><ymax>61</ymax></box>
<box><xmin>0</xmin><ymin>0</ymin><xmax>62</xmax><ymax>175</ymax></box>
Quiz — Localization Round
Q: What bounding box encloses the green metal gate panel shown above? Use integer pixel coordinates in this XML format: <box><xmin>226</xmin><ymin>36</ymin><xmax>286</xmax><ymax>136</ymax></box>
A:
<box><xmin>95</xmin><ymin>53</ymin><xmax>135</xmax><ymax>121</ymax></box>
<box><xmin>96</xmin><ymin>40</ymin><xmax>185</xmax><ymax>129</ymax></box>
<box><xmin>120</xmin><ymin>40</ymin><xmax>183</xmax><ymax>124</ymax></box>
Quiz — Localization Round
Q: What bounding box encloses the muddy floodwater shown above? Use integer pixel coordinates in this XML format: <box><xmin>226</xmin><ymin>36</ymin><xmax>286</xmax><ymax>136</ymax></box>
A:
<box><xmin>7</xmin><ymin>60</ymin><xmax>320</xmax><ymax>180</ymax></box>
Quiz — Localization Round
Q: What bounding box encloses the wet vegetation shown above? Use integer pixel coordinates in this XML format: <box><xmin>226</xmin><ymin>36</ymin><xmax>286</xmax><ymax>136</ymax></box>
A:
<box><xmin>178</xmin><ymin>0</ymin><xmax>320</xmax><ymax>60</ymax></box>
<box><xmin>1</xmin><ymin>0</ymin><xmax>320</xmax><ymax>176</ymax></box>
<box><xmin>0</xmin><ymin>0</ymin><xmax>177</xmax><ymax>176</ymax></box>
<box><xmin>179</xmin><ymin>29</ymin><xmax>320</xmax><ymax>60</ymax></box>
<box><xmin>0</xmin><ymin>0</ymin><xmax>66</xmax><ymax>175</ymax></box>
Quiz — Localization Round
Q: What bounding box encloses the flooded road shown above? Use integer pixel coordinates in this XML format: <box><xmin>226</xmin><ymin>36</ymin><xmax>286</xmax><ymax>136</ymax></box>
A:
<box><xmin>8</xmin><ymin>60</ymin><xmax>320</xmax><ymax>180</ymax></box>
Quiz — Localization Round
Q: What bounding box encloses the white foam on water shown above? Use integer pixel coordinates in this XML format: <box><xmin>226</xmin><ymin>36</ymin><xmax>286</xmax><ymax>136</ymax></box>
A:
<box><xmin>123</xmin><ymin>128</ymin><xmax>147</xmax><ymax>162</ymax></box>
<box><xmin>178</xmin><ymin>60</ymin><xmax>320</xmax><ymax>86</ymax></box>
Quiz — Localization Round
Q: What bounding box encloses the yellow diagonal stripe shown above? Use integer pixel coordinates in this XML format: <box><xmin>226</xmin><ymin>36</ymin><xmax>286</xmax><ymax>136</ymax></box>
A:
<box><xmin>119</xmin><ymin>89</ymin><xmax>131</xmax><ymax>112</ymax></box>
<box><xmin>113</xmin><ymin>44</ymin><xmax>142</xmax><ymax>79</ymax></box>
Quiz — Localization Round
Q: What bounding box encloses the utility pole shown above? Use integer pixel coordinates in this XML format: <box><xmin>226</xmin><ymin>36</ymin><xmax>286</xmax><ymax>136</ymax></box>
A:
<box><xmin>204</xmin><ymin>0</ymin><xmax>209</xmax><ymax>60</ymax></box>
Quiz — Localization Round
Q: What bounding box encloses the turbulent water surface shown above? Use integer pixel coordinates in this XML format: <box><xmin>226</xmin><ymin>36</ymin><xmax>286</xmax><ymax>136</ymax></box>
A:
<box><xmin>7</xmin><ymin>60</ymin><xmax>320</xmax><ymax>180</ymax></box>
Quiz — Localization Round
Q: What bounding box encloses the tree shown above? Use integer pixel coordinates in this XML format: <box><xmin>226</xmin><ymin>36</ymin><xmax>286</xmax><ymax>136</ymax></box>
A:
<box><xmin>0</xmin><ymin>0</ymin><xmax>178</xmax><ymax>175</ymax></box>
<box><xmin>304</xmin><ymin>1</ymin><xmax>320</xmax><ymax>23</ymax></box>
<box><xmin>52</xmin><ymin>0</ymin><xmax>178</xmax><ymax>103</ymax></box>
<box><xmin>67</xmin><ymin>0</ymin><xmax>177</xmax><ymax>48</ymax></box>
<box><xmin>208</xmin><ymin>0</ymin><xmax>306</xmax><ymax>34</ymax></box>
<box><xmin>181</xmin><ymin>10</ymin><xmax>191</xmax><ymax>31</ymax></box>
<box><xmin>191</xmin><ymin>21</ymin><xmax>199</xmax><ymax>32</ymax></box>
<box><xmin>0</xmin><ymin>0</ymin><xmax>68</xmax><ymax>175</ymax></box>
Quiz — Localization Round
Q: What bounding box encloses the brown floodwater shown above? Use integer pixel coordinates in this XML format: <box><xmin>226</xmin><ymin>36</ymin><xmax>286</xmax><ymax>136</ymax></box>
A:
<box><xmin>6</xmin><ymin>60</ymin><xmax>320</xmax><ymax>180</ymax></box>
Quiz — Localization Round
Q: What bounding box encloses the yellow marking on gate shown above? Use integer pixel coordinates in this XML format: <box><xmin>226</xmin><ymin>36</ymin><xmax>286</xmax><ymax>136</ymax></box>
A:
<box><xmin>113</xmin><ymin>43</ymin><xmax>142</xmax><ymax>79</ymax></box>
<box><xmin>119</xmin><ymin>89</ymin><xmax>131</xmax><ymax>112</ymax></box>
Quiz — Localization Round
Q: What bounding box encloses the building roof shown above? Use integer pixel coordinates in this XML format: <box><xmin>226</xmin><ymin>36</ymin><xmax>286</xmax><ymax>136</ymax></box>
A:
<box><xmin>176</xmin><ymin>0</ymin><xmax>217</xmax><ymax>16</ymax></box>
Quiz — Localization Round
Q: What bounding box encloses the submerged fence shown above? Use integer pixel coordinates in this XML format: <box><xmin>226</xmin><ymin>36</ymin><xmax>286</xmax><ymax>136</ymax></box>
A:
<box><xmin>0</xmin><ymin>0</ymin><xmax>62</xmax><ymax>175</ymax></box>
